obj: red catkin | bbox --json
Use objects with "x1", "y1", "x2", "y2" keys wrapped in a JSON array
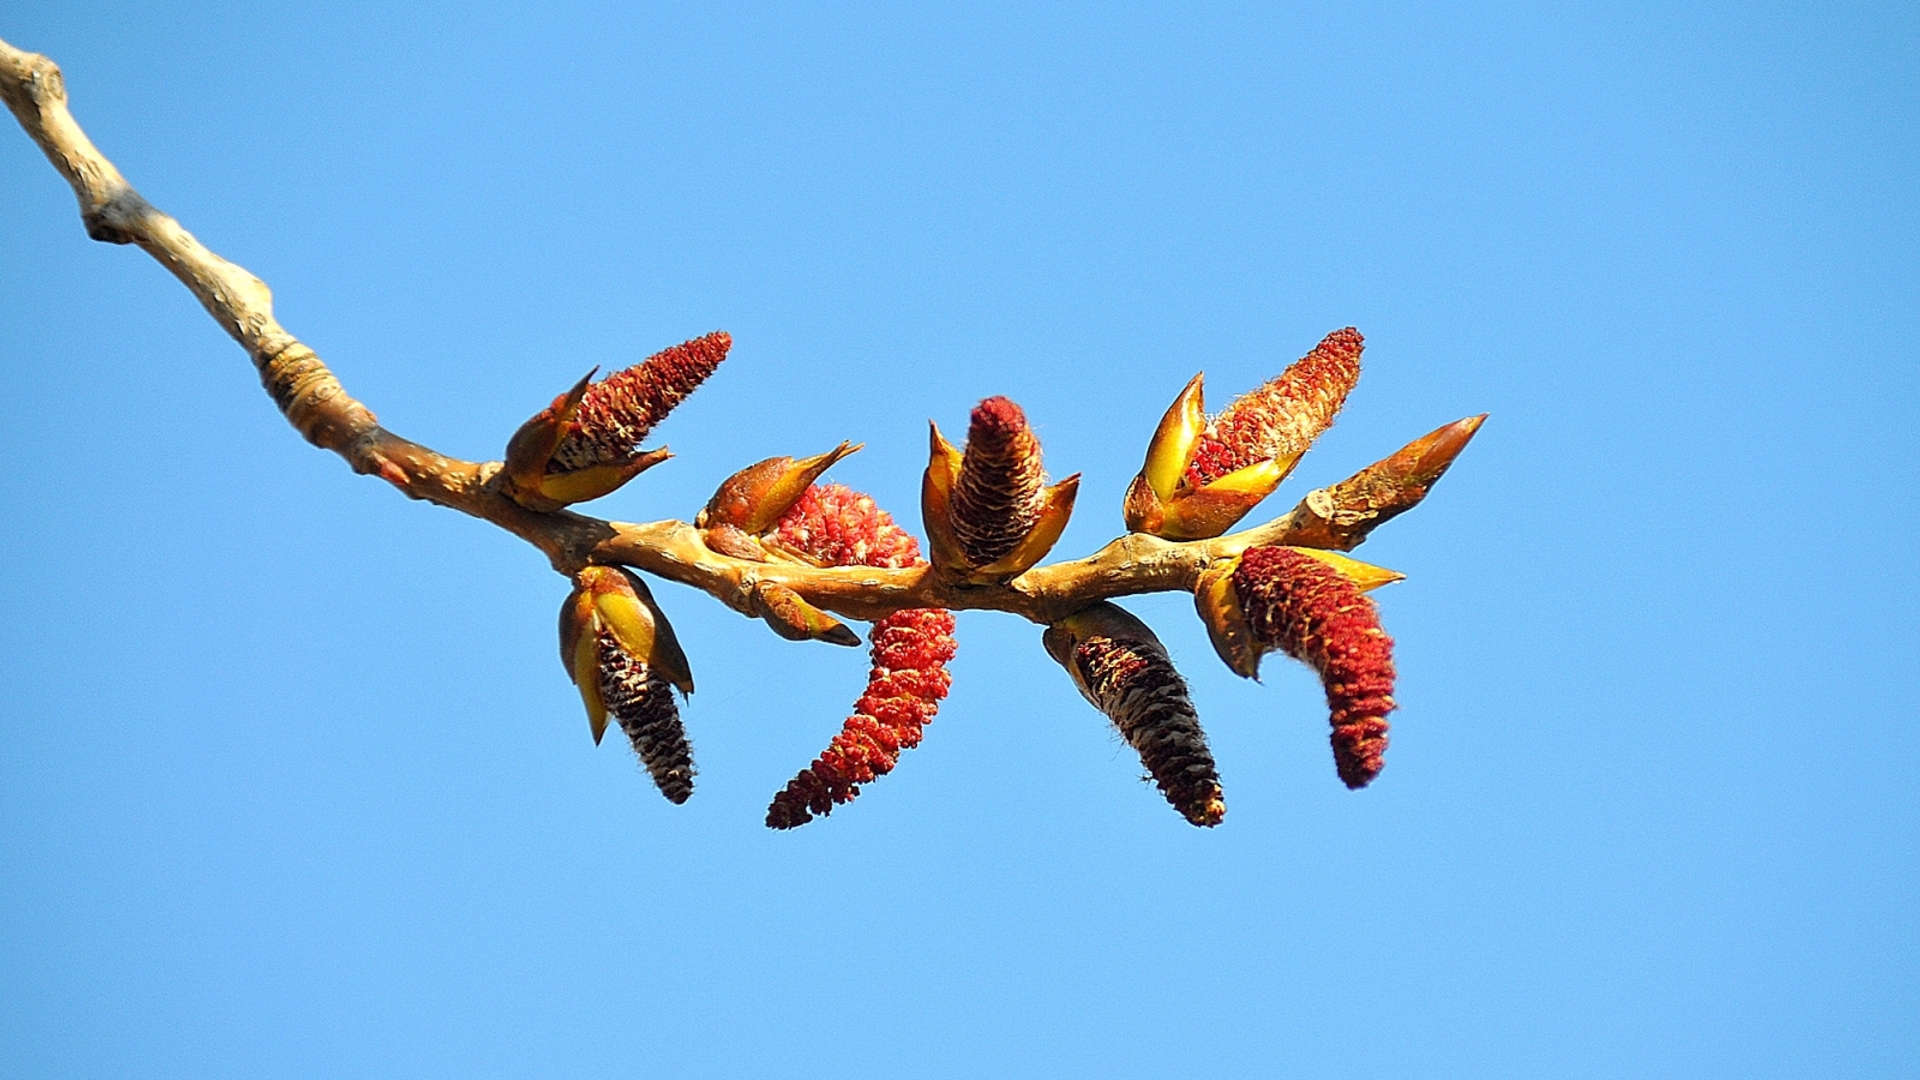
[
  {"x1": 765, "y1": 484, "x2": 958, "y2": 829},
  {"x1": 1231, "y1": 546, "x2": 1396, "y2": 788},
  {"x1": 552, "y1": 330, "x2": 731, "y2": 470},
  {"x1": 948, "y1": 396, "x2": 1044, "y2": 567},
  {"x1": 1186, "y1": 327, "x2": 1363, "y2": 487}
]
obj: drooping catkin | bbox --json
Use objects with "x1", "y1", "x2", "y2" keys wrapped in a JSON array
[
  {"x1": 1232, "y1": 545, "x2": 1395, "y2": 788},
  {"x1": 598, "y1": 628, "x2": 696, "y2": 804},
  {"x1": 552, "y1": 330, "x2": 730, "y2": 470},
  {"x1": 1186, "y1": 327, "x2": 1362, "y2": 486},
  {"x1": 1069, "y1": 633, "x2": 1224, "y2": 827},
  {"x1": 764, "y1": 484, "x2": 959, "y2": 829},
  {"x1": 948, "y1": 396, "x2": 1044, "y2": 567}
]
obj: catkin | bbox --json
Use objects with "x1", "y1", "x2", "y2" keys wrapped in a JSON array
[
  {"x1": 1186, "y1": 327, "x2": 1362, "y2": 486},
  {"x1": 552, "y1": 330, "x2": 730, "y2": 470},
  {"x1": 1232, "y1": 546, "x2": 1395, "y2": 788},
  {"x1": 598, "y1": 628, "x2": 696, "y2": 804}
]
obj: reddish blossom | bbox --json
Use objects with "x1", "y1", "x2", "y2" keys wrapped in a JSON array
[
  {"x1": 1186, "y1": 327, "x2": 1363, "y2": 486},
  {"x1": 765, "y1": 484, "x2": 959, "y2": 828},
  {"x1": 1232, "y1": 545, "x2": 1396, "y2": 788},
  {"x1": 552, "y1": 330, "x2": 730, "y2": 470}
]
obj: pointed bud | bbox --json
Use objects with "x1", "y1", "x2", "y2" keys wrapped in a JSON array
[
  {"x1": 1290, "y1": 415, "x2": 1487, "y2": 550},
  {"x1": 504, "y1": 331, "x2": 729, "y2": 510},
  {"x1": 750, "y1": 581, "x2": 862, "y2": 646},
  {"x1": 696, "y1": 442, "x2": 860, "y2": 534},
  {"x1": 1231, "y1": 546, "x2": 1396, "y2": 789},
  {"x1": 1043, "y1": 602, "x2": 1225, "y2": 827},
  {"x1": 763, "y1": 483, "x2": 959, "y2": 828},
  {"x1": 559, "y1": 566, "x2": 698, "y2": 802},
  {"x1": 1186, "y1": 327, "x2": 1362, "y2": 488}
]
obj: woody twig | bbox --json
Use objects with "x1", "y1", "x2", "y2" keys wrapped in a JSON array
[{"x1": 4, "y1": 37, "x2": 1484, "y2": 828}]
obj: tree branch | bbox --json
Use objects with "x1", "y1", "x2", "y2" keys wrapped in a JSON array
[{"x1": 1, "y1": 36, "x2": 1444, "y2": 632}]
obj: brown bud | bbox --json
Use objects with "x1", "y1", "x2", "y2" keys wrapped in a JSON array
[
  {"x1": 949, "y1": 396, "x2": 1045, "y2": 567},
  {"x1": 697, "y1": 442, "x2": 860, "y2": 535},
  {"x1": 1288, "y1": 415, "x2": 1487, "y2": 550}
]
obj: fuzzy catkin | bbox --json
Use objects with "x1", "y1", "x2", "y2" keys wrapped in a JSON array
[
  {"x1": 598, "y1": 629, "x2": 696, "y2": 804},
  {"x1": 948, "y1": 396, "x2": 1044, "y2": 567},
  {"x1": 551, "y1": 330, "x2": 730, "y2": 470},
  {"x1": 764, "y1": 484, "x2": 959, "y2": 829},
  {"x1": 1232, "y1": 545, "x2": 1396, "y2": 788},
  {"x1": 1186, "y1": 327, "x2": 1362, "y2": 486},
  {"x1": 1071, "y1": 635, "x2": 1224, "y2": 827}
]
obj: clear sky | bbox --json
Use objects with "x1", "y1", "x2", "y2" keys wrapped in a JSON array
[{"x1": 2, "y1": 3, "x2": 1915, "y2": 1077}]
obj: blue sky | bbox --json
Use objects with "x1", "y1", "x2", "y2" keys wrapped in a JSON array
[{"x1": 2, "y1": 3, "x2": 1915, "y2": 1077}]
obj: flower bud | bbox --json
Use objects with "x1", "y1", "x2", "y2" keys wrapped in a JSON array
[
  {"x1": 923, "y1": 398, "x2": 1079, "y2": 582},
  {"x1": 1230, "y1": 546, "x2": 1396, "y2": 789},
  {"x1": 1288, "y1": 415, "x2": 1487, "y2": 551},
  {"x1": 560, "y1": 566, "x2": 698, "y2": 803},
  {"x1": 1043, "y1": 602, "x2": 1224, "y2": 827},
  {"x1": 696, "y1": 442, "x2": 860, "y2": 536},
  {"x1": 504, "y1": 331, "x2": 730, "y2": 511},
  {"x1": 762, "y1": 483, "x2": 960, "y2": 828}
]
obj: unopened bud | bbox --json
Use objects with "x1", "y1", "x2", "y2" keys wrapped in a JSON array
[
  {"x1": 697, "y1": 442, "x2": 860, "y2": 535},
  {"x1": 1289, "y1": 414, "x2": 1487, "y2": 551}
]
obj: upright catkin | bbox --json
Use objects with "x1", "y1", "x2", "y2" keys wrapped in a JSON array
[
  {"x1": 948, "y1": 396, "x2": 1044, "y2": 567},
  {"x1": 552, "y1": 330, "x2": 731, "y2": 470},
  {"x1": 1186, "y1": 327, "x2": 1362, "y2": 486}
]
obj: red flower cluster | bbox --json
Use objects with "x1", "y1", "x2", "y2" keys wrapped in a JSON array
[
  {"x1": 1232, "y1": 545, "x2": 1396, "y2": 788},
  {"x1": 552, "y1": 330, "x2": 731, "y2": 471},
  {"x1": 1186, "y1": 327, "x2": 1363, "y2": 486},
  {"x1": 765, "y1": 484, "x2": 959, "y2": 828}
]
